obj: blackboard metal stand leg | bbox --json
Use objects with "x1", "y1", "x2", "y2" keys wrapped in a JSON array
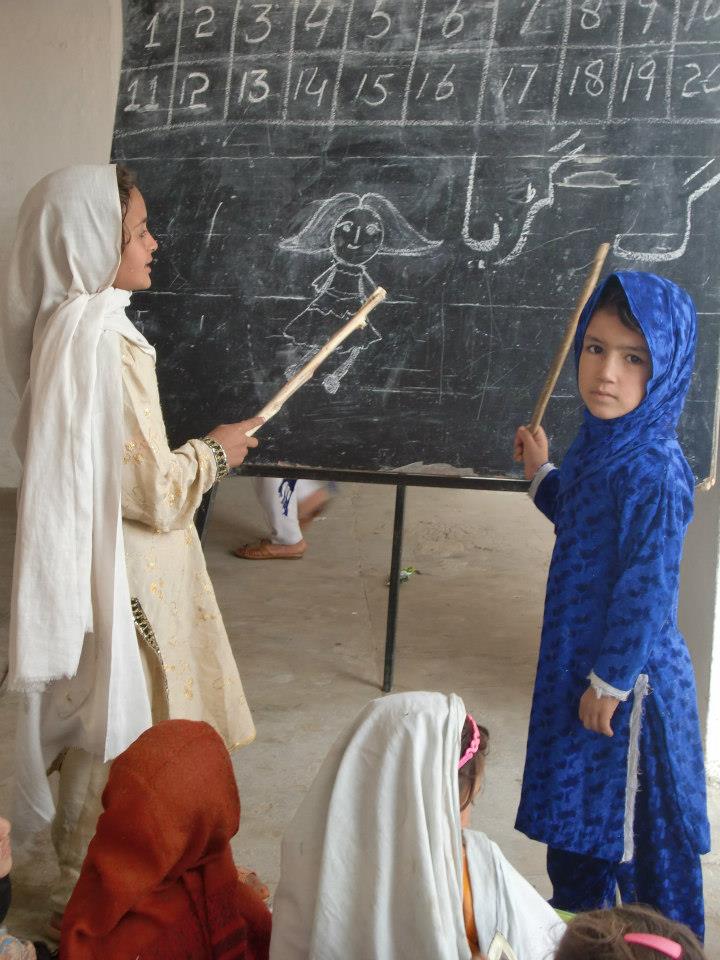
[{"x1": 383, "y1": 483, "x2": 406, "y2": 693}]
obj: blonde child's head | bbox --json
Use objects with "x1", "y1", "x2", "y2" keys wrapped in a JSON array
[{"x1": 554, "y1": 904, "x2": 706, "y2": 960}]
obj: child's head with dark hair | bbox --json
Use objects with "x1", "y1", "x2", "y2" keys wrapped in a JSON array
[
  {"x1": 458, "y1": 715, "x2": 489, "y2": 814},
  {"x1": 554, "y1": 905, "x2": 706, "y2": 960},
  {"x1": 593, "y1": 275, "x2": 642, "y2": 333},
  {"x1": 578, "y1": 275, "x2": 652, "y2": 420}
]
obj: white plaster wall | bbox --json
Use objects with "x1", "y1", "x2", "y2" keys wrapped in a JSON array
[
  {"x1": 1, "y1": 0, "x2": 719, "y2": 767},
  {"x1": 680, "y1": 479, "x2": 720, "y2": 780},
  {"x1": 0, "y1": 0, "x2": 123, "y2": 486}
]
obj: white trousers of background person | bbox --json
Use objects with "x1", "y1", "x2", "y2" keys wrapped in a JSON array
[{"x1": 252, "y1": 477, "x2": 327, "y2": 546}]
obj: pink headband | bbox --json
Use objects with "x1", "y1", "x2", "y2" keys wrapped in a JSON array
[
  {"x1": 458, "y1": 714, "x2": 481, "y2": 770},
  {"x1": 624, "y1": 934, "x2": 682, "y2": 959}
]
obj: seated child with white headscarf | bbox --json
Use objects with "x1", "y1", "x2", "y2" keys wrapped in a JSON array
[{"x1": 269, "y1": 691, "x2": 565, "y2": 960}]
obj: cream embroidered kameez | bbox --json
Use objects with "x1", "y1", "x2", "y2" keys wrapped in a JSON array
[{"x1": 120, "y1": 336, "x2": 255, "y2": 750}]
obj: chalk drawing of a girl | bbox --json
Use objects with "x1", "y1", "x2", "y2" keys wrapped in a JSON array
[{"x1": 279, "y1": 192, "x2": 442, "y2": 394}]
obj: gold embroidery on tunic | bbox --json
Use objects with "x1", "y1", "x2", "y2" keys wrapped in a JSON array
[
  {"x1": 124, "y1": 439, "x2": 144, "y2": 465},
  {"x1": 196, "y1": 607, "x2": 218, "y2": 624},
  {"x1": 150, "y1": 579, "x2": 165, "y2": 600}
]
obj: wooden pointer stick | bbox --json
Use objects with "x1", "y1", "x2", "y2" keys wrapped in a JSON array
[
  {"x1": 528, "y1": 242, "x2": 611, "y2": 434},
  {"x1": 246, "y1": 286, "x2": 387, "y2": 436}
]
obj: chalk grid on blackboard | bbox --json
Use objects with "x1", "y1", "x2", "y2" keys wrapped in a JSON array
[{"x1": 113, "y1": 0, "x2": 720, "y2": 482}]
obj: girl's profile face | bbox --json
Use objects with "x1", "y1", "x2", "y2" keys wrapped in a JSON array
[
  {"x1": 331, "y1": 207, "x2": 384, "y2": 265},
  {"x1": 113, "y1": 187, "x2": 158, "y2": 292},
  {"x1": 578, "y1": 307, "x2": 651, "y2": 419}
]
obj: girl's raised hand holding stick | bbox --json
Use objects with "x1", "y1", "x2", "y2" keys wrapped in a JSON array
[
  {"x1": 513, "y1": 425, "x2": 549, "y2": 481},
  {"x1": 204, "y1": 290, "x2": 385, "y2": 473},
  {"x1": 206, "y1": 417, "x2": 264, "y2": 469}
]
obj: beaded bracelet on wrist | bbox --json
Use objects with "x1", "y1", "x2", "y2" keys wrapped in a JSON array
[{"x1": 201, "y1": 436, "x2": 230, "y2": 481}]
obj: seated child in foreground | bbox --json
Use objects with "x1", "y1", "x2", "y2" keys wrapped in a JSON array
[
  {"x1": 269, "y1": 691, "x2": 565, "y2": 960},
  {"x1": 60, "y1": 720, "x2": 271, "y2": 960},
  {"x1": 554, "y1": 904, "x2": 706, "y2": 960}
]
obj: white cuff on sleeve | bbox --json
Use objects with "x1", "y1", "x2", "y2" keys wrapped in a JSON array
[
  {"x1": 588, "y1": 670, "x2": 632, "y2": 701},
  {"x1": 528, "y1": 461, "x2": 556, "y2": 500}
]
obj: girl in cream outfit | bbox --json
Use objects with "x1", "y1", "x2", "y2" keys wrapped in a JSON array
[{"x1": 3, "y1": 164, "x2": 261, "y2": 923}]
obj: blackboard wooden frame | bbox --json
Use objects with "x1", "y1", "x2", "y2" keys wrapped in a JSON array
[{"x1": 196, "y1": 467, "x2": 528, "y2": 691}]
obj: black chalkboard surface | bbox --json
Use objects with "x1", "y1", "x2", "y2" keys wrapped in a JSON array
[{"x1": 113, "y1": 0, "x2": 720, "y2": 484}]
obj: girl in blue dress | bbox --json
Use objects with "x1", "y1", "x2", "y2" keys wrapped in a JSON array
[{"x1": 513, "y1": 272, "x2": 711, "y2": 940}]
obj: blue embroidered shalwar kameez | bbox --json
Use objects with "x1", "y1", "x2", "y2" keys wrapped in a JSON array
[{"x1": 515, "y1": 272, "x2": 710, "y2": 937}]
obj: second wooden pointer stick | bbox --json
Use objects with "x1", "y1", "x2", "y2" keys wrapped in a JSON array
[
  {"x1": 528, "y1": 242, "x2": 611, "y2": 434},
  {"x1": 246, "y1": 286, "x2": 387, "y2": 436}
]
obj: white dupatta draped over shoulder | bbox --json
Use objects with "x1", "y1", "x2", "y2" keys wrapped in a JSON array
[{"x1": 2, "y1": 165, "x2": 153, "y2": 835}]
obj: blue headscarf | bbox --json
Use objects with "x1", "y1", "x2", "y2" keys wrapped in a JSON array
[{"x1": 559, "y1": 271, "x2": 697, "y2": 493}]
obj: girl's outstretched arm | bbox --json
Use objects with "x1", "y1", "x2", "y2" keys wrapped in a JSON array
[
  {"x1": 120, "y1": 339, "x2": 260, "y2": 531},
  {"x1": 311, "y1": 264, "x2": 335, "y2": 294}
]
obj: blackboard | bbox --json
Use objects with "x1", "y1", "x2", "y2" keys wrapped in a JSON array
[{"x1": 113, "y1": 0, "x2": 720, "y2": 484}]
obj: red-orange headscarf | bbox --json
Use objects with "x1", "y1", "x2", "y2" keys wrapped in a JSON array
[{"x1": 60, "y1": 719, "x2": 271, "y2": 960}]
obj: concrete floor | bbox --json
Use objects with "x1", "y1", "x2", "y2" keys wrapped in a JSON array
[{"x1": 0, "y1": 480, "x2": 718, "y2": 949}]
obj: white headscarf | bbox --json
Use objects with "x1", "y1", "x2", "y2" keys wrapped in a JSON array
[
  {"x1": 270, "y1": 691, "x2": 471, "y2": 960},
  {"x1": 270, "y1": 691, "x2": 565, "y2": 960},
  {"x1": 2, "y1": 165, "x2": 153, "y2": 834}
]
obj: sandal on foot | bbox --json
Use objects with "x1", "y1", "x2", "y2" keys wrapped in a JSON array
[{"x1": 233, "y1": 538, "x2": 306, "y2": 560}]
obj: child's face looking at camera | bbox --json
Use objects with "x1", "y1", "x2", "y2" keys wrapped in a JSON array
[
  {"x1": 114, "y1": 187, "x2": 158, "y2": 292},
  {"x1": 578, "y1": 307, "x2": 651, "y2": 420}
]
